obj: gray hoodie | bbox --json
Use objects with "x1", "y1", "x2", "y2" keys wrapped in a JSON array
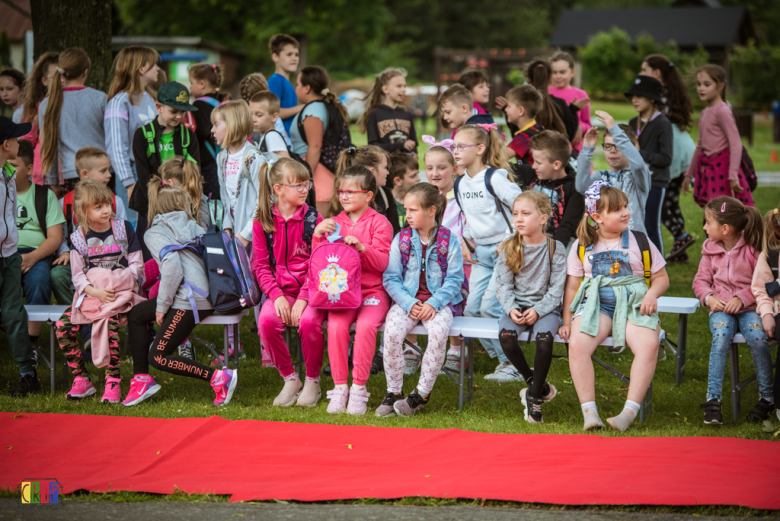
[
  {"x1": 495, "y1": 239, "x2": 567, "y2": 318},
  {"x1": 145, "y1": 211, "x2": 213, "y2": 314},
  {"x1": 0, "y1": 163, "x2": 19, "y2": 258}
]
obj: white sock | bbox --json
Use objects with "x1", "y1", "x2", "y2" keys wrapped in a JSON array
[
  {"x1": 448, "y1": 345, "x2": 462, "y2": 357},
  {"x1": 351, "y1": 384, "x2": 366, "y2": 391},
  {"x1": 336, "y1": 383, "x2": 348, "y2": 390},
  {"x1": 581, "y1": 401, "x2": 597, "y2": 416},
  {"x1": 624, "y1": 399, "x2": 641, "y2": 415}
]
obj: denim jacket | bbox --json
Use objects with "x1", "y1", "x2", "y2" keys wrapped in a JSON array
[{"x1": 383, "y1": 228, "x2": 465, "y2": 315}]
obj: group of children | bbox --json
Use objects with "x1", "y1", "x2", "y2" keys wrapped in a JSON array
[{"x1": 0, "y1": 44, "x2": 778, "y2": 430}]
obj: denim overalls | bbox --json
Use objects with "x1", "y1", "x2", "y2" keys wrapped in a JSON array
[{"x1": 575, "y1": 230, "x2": 633, "y2": 320}]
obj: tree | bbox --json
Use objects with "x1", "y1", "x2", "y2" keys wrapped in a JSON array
[{"x1": 29, "y1": 0, "x2": 112, "y2": 91}]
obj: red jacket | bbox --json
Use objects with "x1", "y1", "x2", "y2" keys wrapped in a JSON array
[{"x1": 251, "y1": 204, "x2": 323, "y2": 302}]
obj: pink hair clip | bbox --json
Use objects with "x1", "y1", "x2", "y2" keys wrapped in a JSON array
[
  {"x1": 721, "y1": 202, "x2": 726, "y2": 212},
  {"x1": 211, "y1": 64, "x2": 217, "y2": 70},
  {"x1": 476, "y1": 123, "x2": 498, "y2": 134},
  {"x1": 161, "y1": 180, "x2": 165, "y2": 186}
]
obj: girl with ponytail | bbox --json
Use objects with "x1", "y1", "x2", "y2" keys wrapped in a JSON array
[
  {"x1": 378, "y1": 182, "x2": 464, "y2": 418},
  {"x1": 158, "y1": 156, "x2": 209, "y2": 227},
  {"x1": 693, "y1": 196, "x2": 774, "y2": 425},
  {"x1": 40, "y1": 48, "x2": 107, "y2": 195},
  {"x1": 359, "y1": 68, "x2": 417, "y2": 156}
]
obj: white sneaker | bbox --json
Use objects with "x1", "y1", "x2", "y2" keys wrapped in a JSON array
[
  {"x1": 484, "y1": 361, "x2": 523, "y2": 383},
  {"x1": 438, "y1": 353, "x2": 468, "y2": 378},
  {"x1": 403, "y1": 351, "x2": 421, "y2": 375}
]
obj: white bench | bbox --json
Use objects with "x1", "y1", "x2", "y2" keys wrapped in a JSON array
[
  {"x1": 25, "y1": 304, "x2": 248, "y2": 395},
  {"x1": 729, "y1": 334, "x2": 778, "y2": 422}
]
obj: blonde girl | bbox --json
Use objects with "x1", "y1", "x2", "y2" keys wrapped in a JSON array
[
  {"x1": 105, "y1": 45, "x2": 160, "y2": 217},
  {"x1": 125, "y1": 179, "x2": 237, "y2": 407},
  {"x1": 55, "y1": 180, "x2": 144, "y2": 403},
  {"x1": 561, "y1": 182, "x2": 669, "y2": 432},
  {"x1": 40, "y1": 48, "x2": 107, "y2": 195},
  {"x1": 359, "y1": 68, "x2": 417, "y2": 155},
  {"x1": 158, "y1": 156, "x2": 209, "y2": 227},
  {"x1": 18, "y1": 52, "x2": 59, "y2": 185},
  {"x1": 496, "y1": 191, "x2": 566, "y2": 424},
  {"x1": 251, "y1": 158, "x2": 325, "y2": 407},
  {"x1": 188, "y1": 63, "x2": 228, "y2": 199}
]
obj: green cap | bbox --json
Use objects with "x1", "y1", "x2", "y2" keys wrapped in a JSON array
[{"x1": 157, "y1": 81, "x2": 198, "y2": 111}]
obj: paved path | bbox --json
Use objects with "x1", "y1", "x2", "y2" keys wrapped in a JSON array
[{"x1": 0, "y1": 500, "x2": 768, "y2": 520}]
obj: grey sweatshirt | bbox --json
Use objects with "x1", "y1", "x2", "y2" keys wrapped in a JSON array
[
  {"x1": 0, "y1": 164, "x2": 20, "y2": 258},
  {"x1": 145, "y1": 211, "x2": 213, "y2": 314},
  {"x1": 495, "y1": 239, "x2": 567, "y2": 318},
  {"x1": 39, "y1": 87, "x2": 107, "y2": 184},
  {"x1": 575, "y1": 124, "x2": 650, "y2": 235},
  {"x1": 105, "y1": 91, "x2": 158, "y2": 188},
  {"x1": 458, "y1": 168, "x2": 523, "y2": 246}
]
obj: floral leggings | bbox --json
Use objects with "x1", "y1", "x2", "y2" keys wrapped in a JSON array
[
  {"x1": 56, "y1": 307, "x2": 120, "y2": 379},
  {"x1": 383, "y1": 304, "x2": 453, "y2": 396}
]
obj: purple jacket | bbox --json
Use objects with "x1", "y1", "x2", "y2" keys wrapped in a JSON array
[{"x1": 693, "y1": 233, "x2": 758, "y2": 312}]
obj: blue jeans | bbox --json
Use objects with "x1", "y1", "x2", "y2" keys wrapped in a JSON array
[
  {"x1": 707, "y1": 311, "x2": 774, "y2": 401},
  {"x1": 464, "y1": 243, "x2": 507, "y2": 363},
  {"x1": 19, "y1": 248, "x2": 53, "y2": 305}
]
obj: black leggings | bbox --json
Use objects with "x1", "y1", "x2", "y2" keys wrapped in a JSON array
[
  {"x1": 661, "y1": 176, "x2": 687, "y2": 240},
  {"x1": 644, "y1": 186, "x2": 666, "y2": 256},
  {"x1": 775, "y1": 316, "x2": 780, "y2": 406},
  {"x1": 128, "y1": 298, "x2": 215, "y2": 381}
]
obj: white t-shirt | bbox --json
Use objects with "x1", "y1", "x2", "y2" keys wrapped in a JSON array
[
  {"x1": 261, "y1": 130, "x2": 288, "y2": 154},
  {"x1": 224, "y1": 144, "x2": 246, "y2": 209}
]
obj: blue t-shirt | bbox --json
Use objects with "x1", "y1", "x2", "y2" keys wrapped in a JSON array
[
  {"x1": 268, "y1": 73, "x2": 298, "y2": 136},
  {"x1": 290, "y1": 102, "x2": 329, "y2": 158}
]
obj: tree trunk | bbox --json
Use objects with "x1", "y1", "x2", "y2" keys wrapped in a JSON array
[{"x1": 29, "y1": 0, "x2": 112, "y2": 92}]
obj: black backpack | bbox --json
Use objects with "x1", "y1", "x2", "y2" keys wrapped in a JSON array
[
  {"x1": 765, "y1": 247, "x2": 780, "y2": 298},
  {"x1": 31, "y1": 184, "x2": 49, "y2": 238},
  {"x1": 264, "y1": 205, "x2": 318, "y2": 272},
  {"x1": 297, "y1": 100, "x2": 352, "y2": 172},
  {"x1": 259, "y1": 130, "x2": 317, "y2": 208},
  {"x1": 200, "y1": 226, "x2": 261, "y2": 314}
]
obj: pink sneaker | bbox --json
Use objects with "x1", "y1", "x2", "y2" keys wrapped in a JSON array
[
  {"x1": 66, "y1": 375, "x2": 96, "y2": 401},
  {"x1": 101, "y1": 376, "x2": 122, "y2": 404},
  {"x1": 326, "y1": 387, "x2": 350, "y2": 414},
  {"x1": 261, "y1": 346, "x2": 274, "y2": 367},
  {"x1": 122, "y1": 375, "x2": 162, "y2": 407},
  {"x1": 346, "y1": 386, "x2": 371, "y2": 416},
  {"x1": 211, "y1": 369, "x2": 238, "y2": 406}
]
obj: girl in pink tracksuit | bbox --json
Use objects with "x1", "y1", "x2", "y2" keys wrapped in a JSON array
[
  {"x1": 252, "y1": 158, "x2": 324, "y2": 408},
  {"x1": 314, "y1": 164, "x2": 393, "y2": 415}
]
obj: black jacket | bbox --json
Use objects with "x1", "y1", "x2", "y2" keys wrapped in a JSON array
[
  {"x1": 376, "y1": 186, "x2": 402, "y2": 236},
  {"x1": 506, "y1": 95, "x2": 579, "y2": 143},
  {"x1": 366, "y1": 104, "x2": 418, "y2": 154},
  {"x1": 513, "y1": 163, "x2": 584, "y2": 246},
  {"x1": 629, "y1": 113, "x2": 673, "y2": 189},
  {"x1": 191, "y1": 94, "x2": 219, "y2": 169},
  {"x1": 130, "y1": 118, "x2": 200, "y2": 216}
]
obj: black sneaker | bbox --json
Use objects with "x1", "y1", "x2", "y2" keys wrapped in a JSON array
[
  {"x1": 178, "y1": 339, "x2": 197, "y2": 361},
  {"x1": 746, "y1": 398, "x2": 775, "y2": 424},
  {"x1": 375, "y1": 391, "x2": 404, "y2": 417},
  {"x1": 520, "y1": 388, "x2": 544, "y2": 423},
  {"x1": 393, "y1": 389, "x2": 429, "y2": 417},
  {"x1": 8, "y1": 370, "x2": 41, "y2": 397},
  {"x1": 666, "y1": 235, "x2": 696, "y2": 261},
  {"x1": 701, "y1": 399, "x2": 723, "y2": 425},
  {"x1": 370, "y1": 350, "x2": 384, "y2": 375}
]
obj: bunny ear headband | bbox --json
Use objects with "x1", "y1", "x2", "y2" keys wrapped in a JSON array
[
  {"x1": 422, "y1": 135, "x2": 455, "y2": 155},
  {"x1": 585, "y1": 180, "x2": 612, "y2": 216}
]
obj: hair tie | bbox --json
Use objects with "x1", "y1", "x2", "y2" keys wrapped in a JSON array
[
  {"x1": 668, "y1": 62, "x2": 674, "y2": 68},
  {"x1": 585, "y1": 180, "x2": 611, "y2": 216},
  {"x1": 774, "y1": 209, "x2": 778, "y2": 215},
  {"x1": 346, "y1": 146, "x2": 357, "y2": 157},
  {"x1": 422, "y1": 135, "x2": 455, "y2": 156},
  {"x1": 721, "y1": 202, "x2": 727, "y2": 213},
  {"x1": 161, "y1": 180, "x2": 165, "y2": 186},
  {"x1": 476, "y1": 123, "x2": 497, "y2": 134},
  {"x1": 56, "y1": 66, "x2": 65, "y2": 75},
  {"x1": 180, "y1": 157, "x2": 186, "y2": 168},
  {"x1": 321, "y1": 88, "x2": 330, "y2": 96},
  {"x1": 211, "y1": 64, "x2": 217, "y2": 70}
]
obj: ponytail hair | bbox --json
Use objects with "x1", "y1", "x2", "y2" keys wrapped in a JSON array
[
  {"x1": 329, "y1": 165, "x2": 378, "y2": 217},
  {"x1": 147, "y1": 176, "x2": 196, "y2": 224},
  {"x1": 576, "y1": 185, "x2": 629, "y2": 249},
  {"x1": 358, "y1": 68, "x2": 406, "y2": 133},
  {"x1": 764, "y1": 206, "x2": 780, "y2": 254},
  {"x1": 405, "y1": 182, "x2": 447, "y2": 230},
  {"x1": 253, "y1": 158, "x2": 311, "y2": 233},
  {"x1": 41, "y1": 48, "x2": 91, "y2": 177},
  {"x1": 298, "y1": 66, "x2": 349, "y2": 122},
  {"x1": 643, "y1": 54, "x2": 693, "y2": 131},
  {"x1": 107, "y1": 45, "x2": 160, "y2": 104},
  {"x1": 190, "y1": 63, "x2": 229, "y2": 102},
  {"x1": 704, "y1": 196, "x2": 763, "y2": 253},
  {"x1": 501, "y1": 191, "x2": 552, "y2": 273},
  {"x1": 524, "y1": 60, "x2": 567, "y2": 136},
  {"x1": 454, "y1": 124, "x2": 510, "y2": 171},
  {"x1": 159, "y1": 157, "x2": 204, "y2": 225},
  {"x1": 22, "y1": 52, "x2": 59, "y2": 124}
]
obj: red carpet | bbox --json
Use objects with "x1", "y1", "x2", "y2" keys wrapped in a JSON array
[{"x1": 1, "y1": 412, "x2": 779, "y2": 508}]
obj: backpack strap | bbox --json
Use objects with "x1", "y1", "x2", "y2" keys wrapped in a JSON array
[
  {"x1": 70, "y1": 226, "x2": 90, "y2": 274},
  {"x1": 578, "y1": 242, "x2": 586, "y2": 285},
  {"x1": 631, "y1": 230, "x2": 652, "y2": 287},
  {"x1": 208, "y1": 199, "x2": 224, "y2": 230},
  {"x1": 302, "y1": 205, "x2": 318, "y2": 251},
  {"x1": 159, "y1": 238, "x2": 209, "y2": 323},
  {"x1": 111, "y1": 218, "x2": 130, "y2": 269},
  {"x1": 33, "y1": 184, "x2": 48, "y2": 239},
  {"x1": 767, "y1": 247, "x2": 780, "y2": 279},
  {"x1": 142, "y1": 122, "x2": 156, "y2": 158},
  {"x1": 196, "y1": 96, "x2": 220, "y2": 108},
  {"x1": 264, "y1": 229, "x2": 276, "y2": 271},
  {"x1": 484, "y1": 167, "x2": 513, "y2": 231},
  {"x1": 296, "y1": 101, "x2": 315, "y2": 145},
  {"x1": 398, "y1": 228, "x2": 413, "y2": 277},
  {"x1": 453, "y1": 175, "x2": 464, "y2": 211},
  {"x1": 260, "y1": 129, "x2": 290, "y2": 154}
]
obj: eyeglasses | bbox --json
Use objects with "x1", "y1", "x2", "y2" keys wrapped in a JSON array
[
  {"x1": 602, "y1": 143, "x2": 617, "y2": 152},
  {"x1": 282, "y1": 181, "x2": 312, "y2": 193},
  {"x1": 336, "y1": 189, "x2": 371, "y2": 198},
  {"x1": 445, "y1": 143, "x2": 479, "y2": 153}
]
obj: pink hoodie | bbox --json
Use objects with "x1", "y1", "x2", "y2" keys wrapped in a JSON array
[
  {"x1": 693, "y1": 233, "x2": 758, "y2": 312},
  {"x1": 311, "y1": 207, "x2": 393, "y2": 295},
  {"x1": 751, "y1": 251, "x2": 779, "y2": 318},
  {"x1": 251, "y1": 204, "x2": 323, "y2": 302}
]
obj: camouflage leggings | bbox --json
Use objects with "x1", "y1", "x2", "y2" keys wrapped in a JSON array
[{"x1": 56, "y1": 307, "x2": 121, "y2": 379}]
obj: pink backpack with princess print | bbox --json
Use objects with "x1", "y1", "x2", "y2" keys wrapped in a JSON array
[{"x1": 307, "y1": 223, "x2": 362, "y2": 310}]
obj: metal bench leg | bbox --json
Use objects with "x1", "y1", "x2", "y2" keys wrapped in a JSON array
[
  {"x1": 223, "y1": 325, "x2": 229, "y2": 370},
  {"x1": 467, "y1": 338, "x2": 473, "y2": 402},
  {"x1": 49, "y1": 319, "x2": 56, "y2": 396},
  {"x1": 641, "y1": 383, "x2": 653, "y2": 422},
  {"x1": 233, "y1": 323, "x2": 240, "y2": 371},
  {"x1": 676, "y1": 314, "x2": 688, "y2": 386},
  {"x1": 458, "y1": 338, "x2": 465, "y2": 411},
  {"x1": 729, "y1": 343, "x2": 740, "y2": 422}
]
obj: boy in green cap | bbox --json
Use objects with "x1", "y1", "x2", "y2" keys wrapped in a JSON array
[{"x1": 130, "y1": 81, "x2": 201, "y2": 260}]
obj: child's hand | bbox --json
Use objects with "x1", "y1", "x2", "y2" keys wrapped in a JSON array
[
  {"x1": 723, "y1": 296, "x2": 744, "y2": 314},
  {"x1": 494, "y1": 96, "x2": 508, "y2": 110},
  {"x1": 410, "y1": 301, "x2": 424, "y2": 319},
  {"x1": 571, "y1": 97, "x2": 590, "y2": 110},
  {"x1": 290, "y1": 299, "x2": 308, "y2": 327},
  {"x1": 522, "y1": 308, "x2": 539, "y2": 325},
  {"x1": 558, "y1": 323, "x2": 571, "y2": 343},
  {"x1": 729, "y1": 179, "x2": 744, "y2": 195},
  {"x1": 510, "y1": 308, "x2": 526, "y2": 325},
  {"x1": 640, "y1": 293, "x2": 658, "y2": 316},
  {"x1": 708, "y1": 295, "x2": 725, "y2": 312},
  {"x1": 461, "y1": 240, "x2": 477, "y2": 264},
  {"x1": 583, "y1": 127, "x2": 599, "y2": 148},
  {"x1": 403, "y1": 140, "x2": 416, "y2": 151},
  {"x1": 156, "y1": 312, "x2": 165, "y2": 325},
  {"x1": 224, "y1": 228, "x2": 233, "y2": 238},
  {"x1": 87, "y1": 286, "x2": 116, "y2": 304},
  {"x1": 416, "y1": 303, "x2": 436, "y2": 321},
  {"x1": 274, "y1": 296, "x2": 292, "y2": 325},
  {"x1": 343, "y1": 235, "x2": 365, "y2": 252},
  {"x1": 20, "y1": 253, "x2": 36, "y2": 274},
  {"x1": 236, "y1": 234, "x2": 249, "y2": 249},
  {"x1": 594, "y1": 110, "x2": 616, "y2": 130},
  {"x1": 53, "y1": 251, "x2": 70, "y2": 266},
  {"x1": 314, "y1": 219, "x2": 336, "y2": 237},
  {"x1": 681, "y1": 176, "x2": 693, "y2": 195},
  {"x1": 762, "y1": 314, "x2": 775, "y2": 339}
]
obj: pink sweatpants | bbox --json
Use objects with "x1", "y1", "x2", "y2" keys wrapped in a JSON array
[
  {"x1": 327, "y1": 291, "x2": 390, "y2": 386},
  {"x1": 257, "y1": 295, "x2": 327, "y2": 380}
]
